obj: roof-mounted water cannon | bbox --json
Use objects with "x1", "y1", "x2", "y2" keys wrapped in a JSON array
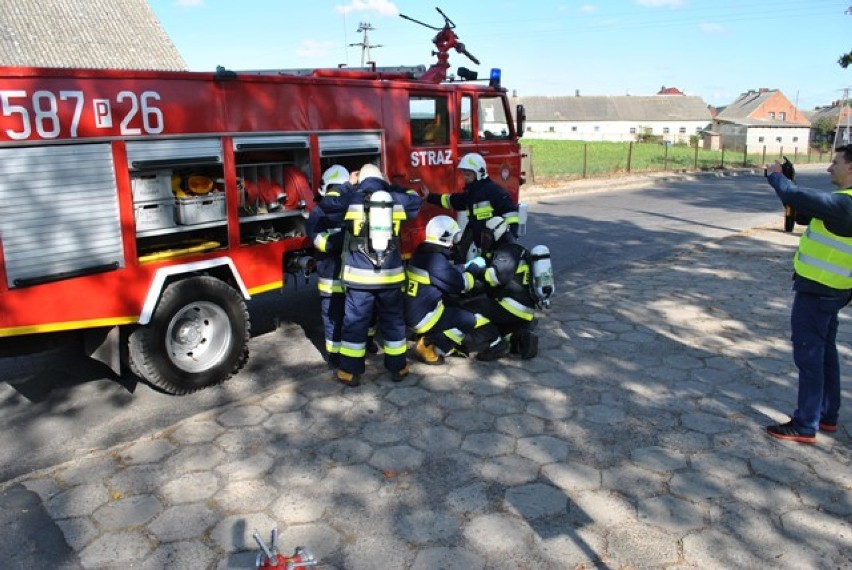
[{"x1": 400, "y1": 7, "x2": 480, "y2": 84}]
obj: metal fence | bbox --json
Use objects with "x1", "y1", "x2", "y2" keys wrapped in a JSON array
[{"x1": 521, "y1": 141, "x2": 830, "y2": 184}]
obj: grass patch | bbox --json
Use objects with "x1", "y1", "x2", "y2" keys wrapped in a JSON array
[{"x1": 522, "y1": 139, "x2": 829, "y2": 181}]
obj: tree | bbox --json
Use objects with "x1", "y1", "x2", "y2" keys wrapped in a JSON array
[{"x1": 812, "y1": 116, "x2": 836, "y2": 151}]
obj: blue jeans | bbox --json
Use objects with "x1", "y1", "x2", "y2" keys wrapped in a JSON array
[{"x1": 790, "y1": 291, "x2": 851, "y2": 434}]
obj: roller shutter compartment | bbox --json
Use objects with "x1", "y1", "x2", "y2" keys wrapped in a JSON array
[{"x1": 0, "y1": 144, "x2": 124, "y2": 289}]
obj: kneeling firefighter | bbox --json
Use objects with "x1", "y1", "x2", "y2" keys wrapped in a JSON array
[
  {"x1": 425, "y1": 152, "x2": 520, "y2": 262},
  {"x1": 405, "y1": 216, "x2": 508, "y2": 364},
  {"x1": 319, "y1": 164, "x2": 422, "y2": 386},
  {"x1": 463, "y1": 216, "x2": 554, "y2": 359}
]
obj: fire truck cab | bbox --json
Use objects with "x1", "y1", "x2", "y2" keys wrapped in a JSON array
[{"x1": 0, "y1": 12, "x2": 525, "y2": 394}]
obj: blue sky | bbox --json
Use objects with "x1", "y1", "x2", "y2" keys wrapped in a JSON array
[{"x1": 149, "y1": 0, "x2": 851, "y2": 111}]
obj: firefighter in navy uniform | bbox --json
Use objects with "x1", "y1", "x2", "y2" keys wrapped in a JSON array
[
  {"x1": 321, "y1": 163, "x2": 422, "y2": 386},
  {"x1": 464, "y1": 216, "x2": 543, "y2": 359},
  {"x1": 305, "y1": 165, "x2": 356, "y2": 367},
  {"x1": 406, "y1": 216, "x2": 508, "y2": 364},
  {"x1": 425, "y1": 152, "x2": 520, "y2": 262}
]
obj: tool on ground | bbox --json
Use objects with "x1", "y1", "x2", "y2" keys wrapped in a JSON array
[{"x1": 253, "y1": 528, "x2": 318, "y2": 569}]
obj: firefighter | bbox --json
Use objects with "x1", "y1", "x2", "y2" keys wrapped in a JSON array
[
  {"x1": 406, "y1": 215, "x2": 507, "y2": 364},
  {"x1": 305, "y1": 165, "x2": 356, "y2": 367},
  {"x1": 425, "y1": 152, "x2": 520, "y2": 262},
  {"x1": 321, "y1": 163, "x2": 422, "y2": 386},
  {"x1": 463, "y1": 216, "x2": 540, "y2": 359}
]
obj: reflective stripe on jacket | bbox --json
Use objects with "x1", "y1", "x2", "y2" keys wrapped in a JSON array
[
  {"x1": 404, "y1": 243, "x2": 475, "y2": 331},
  {"x1": 794, "y1": 189, "x2": 852, "y2": 289}
]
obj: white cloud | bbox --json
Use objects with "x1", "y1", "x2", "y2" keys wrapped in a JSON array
[
  {"x1": 636, "y1": 0, "x2": 683, "y2": 7},
  {"x1": 335, "y1": 0, "x2": 399, "y2": 17},
  {"x1": 699, "y1": 22, "x2": 727, "y2": 34},
  {"x1": 580, "y1": 4, "x2": 597, "y2": 14},
  {"x1": 296, "y1": 39, "x2": 335, "y2": 58}
]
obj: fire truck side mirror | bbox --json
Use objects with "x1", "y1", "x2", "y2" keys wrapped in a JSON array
[{"x1": 516, "y1": 104, "x2": 526, "y2": 138}]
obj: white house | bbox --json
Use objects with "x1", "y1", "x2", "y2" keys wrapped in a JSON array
[
  {"x1": 513, "y1": 94, "x2": 713, "y2": 143},
  {"x1": 713, "y1": 88, "x2": 810, "y2": 155}
]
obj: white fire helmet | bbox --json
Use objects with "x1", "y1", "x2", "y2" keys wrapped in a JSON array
[
  {"x1": 320, "y1": 165, "x2": 349, "y2": 196},
  {"x1": 358, "y1": 163, "x2": 386, "y2": 184},
  {"x1": 458, "y1": 153, "x2": 488, "y2": 180},
  {"x1": 424, "y1": 215, "x2": 461, "y2": 248}
]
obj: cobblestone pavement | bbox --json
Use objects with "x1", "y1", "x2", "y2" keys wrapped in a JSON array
[{"x1": 2, "y1": 225, "x2": 851, "y2": 569}]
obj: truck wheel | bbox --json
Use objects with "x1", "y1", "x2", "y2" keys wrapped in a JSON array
[
  {"x1": 784, "y1": 206, "x2": 795, "y2": 233},
  {"x1": 128, "y1": 276, "x2": 249, "y2": 395}
]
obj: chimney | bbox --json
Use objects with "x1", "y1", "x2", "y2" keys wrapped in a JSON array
[
  {"x1": 575, "y1": 89, "x2": 580, "y2": 97},
  {"x1": 759, "y1": 87, "x2": 768, "y2": 94}
]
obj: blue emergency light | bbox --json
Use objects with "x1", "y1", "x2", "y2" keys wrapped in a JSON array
[{"x1": 489, "y1": 68, "x2": 501, "y2": 88}]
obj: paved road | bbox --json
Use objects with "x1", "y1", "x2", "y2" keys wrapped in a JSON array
[
  {"x1": 1, "y1": 171, "x2": 850, "y2": 567},
  {"x1": 0, "y1": 168, "x2": 831, "y2": 485}
]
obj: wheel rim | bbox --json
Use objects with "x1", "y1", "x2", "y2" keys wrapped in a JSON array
[{"x1": 165, "y1": 301, "x2": 233, "y2": 373}]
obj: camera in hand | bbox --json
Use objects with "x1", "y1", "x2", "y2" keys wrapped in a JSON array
[{"x1": 764, "y1": 156, "x2": 796, "y2": 181}]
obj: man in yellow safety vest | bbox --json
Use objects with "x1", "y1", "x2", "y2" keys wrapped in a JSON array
[{"x1": 765, "y1": 144, "x2": 852, "y2": 443}]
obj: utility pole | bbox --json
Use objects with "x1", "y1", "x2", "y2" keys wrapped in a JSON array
[
  {"x1": 349, "y1": 22, "x2": 382, "y2": 67},
  {"x1": 835, "y1": 87, "x2": 851, "y2": 149}
]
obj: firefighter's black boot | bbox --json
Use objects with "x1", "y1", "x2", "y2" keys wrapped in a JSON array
[
  {"x1": 476, "y1": 337, "x2": 508, "y2": 361},
  {"x1": 515, "y1": 330, "x2": 538, "y2": 359}
]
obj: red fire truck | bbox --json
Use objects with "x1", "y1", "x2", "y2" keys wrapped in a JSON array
[{"x1": 0, "y1": 10, "x2": 526, "y2": 394}]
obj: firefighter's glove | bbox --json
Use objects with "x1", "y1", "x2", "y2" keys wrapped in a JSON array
[
  {"x1": 780, "y1": 157, "x2": 795, "y2": 181},
  {"x1": 466, "y1": 256, "x2": 486, "y2": 270},
  {"x1": 465, "y1": 256, "x2": 486, "y2": 280}
]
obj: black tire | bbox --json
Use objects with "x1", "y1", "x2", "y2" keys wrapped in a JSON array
[
  {"x1": 128, "y1": 276, "x2": 249, "y2": 395},
  {"x1": 784, "y1": 206, "x2": 795, "y2": 233}
]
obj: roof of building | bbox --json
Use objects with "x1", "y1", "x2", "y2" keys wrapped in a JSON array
[
  {"x1": 0, "y1": 0, "x2": 186, "y2": 71},
  {"x1": 715, "y1": 88, "x2": 809, "y2": 127},
  {"x1": 808, "y1": 101, "x2": 852, "y2": 124},
  {"x1": 516, "y1": 95, "x2": 712, "y2": 122}
]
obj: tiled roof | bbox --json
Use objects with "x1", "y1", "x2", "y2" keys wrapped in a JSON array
[
  {"x1": 517, "y1": 95, "x2": 712, "y2": 122},
  {"x1": 0, "y1": 0, "x2": 186, "y2": 70},
  {"x1": 809, "y1": 102, "x2": 852, "y2": 124},
  {"x1": 715, "y1": 89, "x2": 773, "y2": 120},
  {"x1": 715, "y1": 88, "x2": 810, "y2": 127}
]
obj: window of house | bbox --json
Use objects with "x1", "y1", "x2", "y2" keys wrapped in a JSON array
[
  {"x1": 695, "y1": 127, "x2": 702, "y2": 133},
  {"x1": 769, "y1": 112, "x2": 775, "y2": 119},
  {"x1": 629, "y1": 127, "x2": 636, "y2": 134},
  {"x1": 548, "y1": 126, "x2": 555, "y2": 132},
  {"x1": 679, "y1": 127, "x2": 686, "y2": 134},
  {"x1": 594, "y1": 126, "x2": 600, "y2": 132},
  {"x1": 663, "y1": 127, "x2": 670, "y2": 134},
  {"x1": 792, "y1": 136, "x2": 798, "y2": 142},
  {"x1": 758, "y1": 136, "x2": 765, "y2": 142},
  {"x1": 776, "y1": 136, "x2": 782, "y2": 143},
  {"x1": 779, "y1": 112, "x2": 786, "y2": 121},
  {"x1": 410, "y1": 95, "x2": 449, "y2": 146},
  {"x1": 571, "y1": 126, "x2": 578, "y2": 132}
]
